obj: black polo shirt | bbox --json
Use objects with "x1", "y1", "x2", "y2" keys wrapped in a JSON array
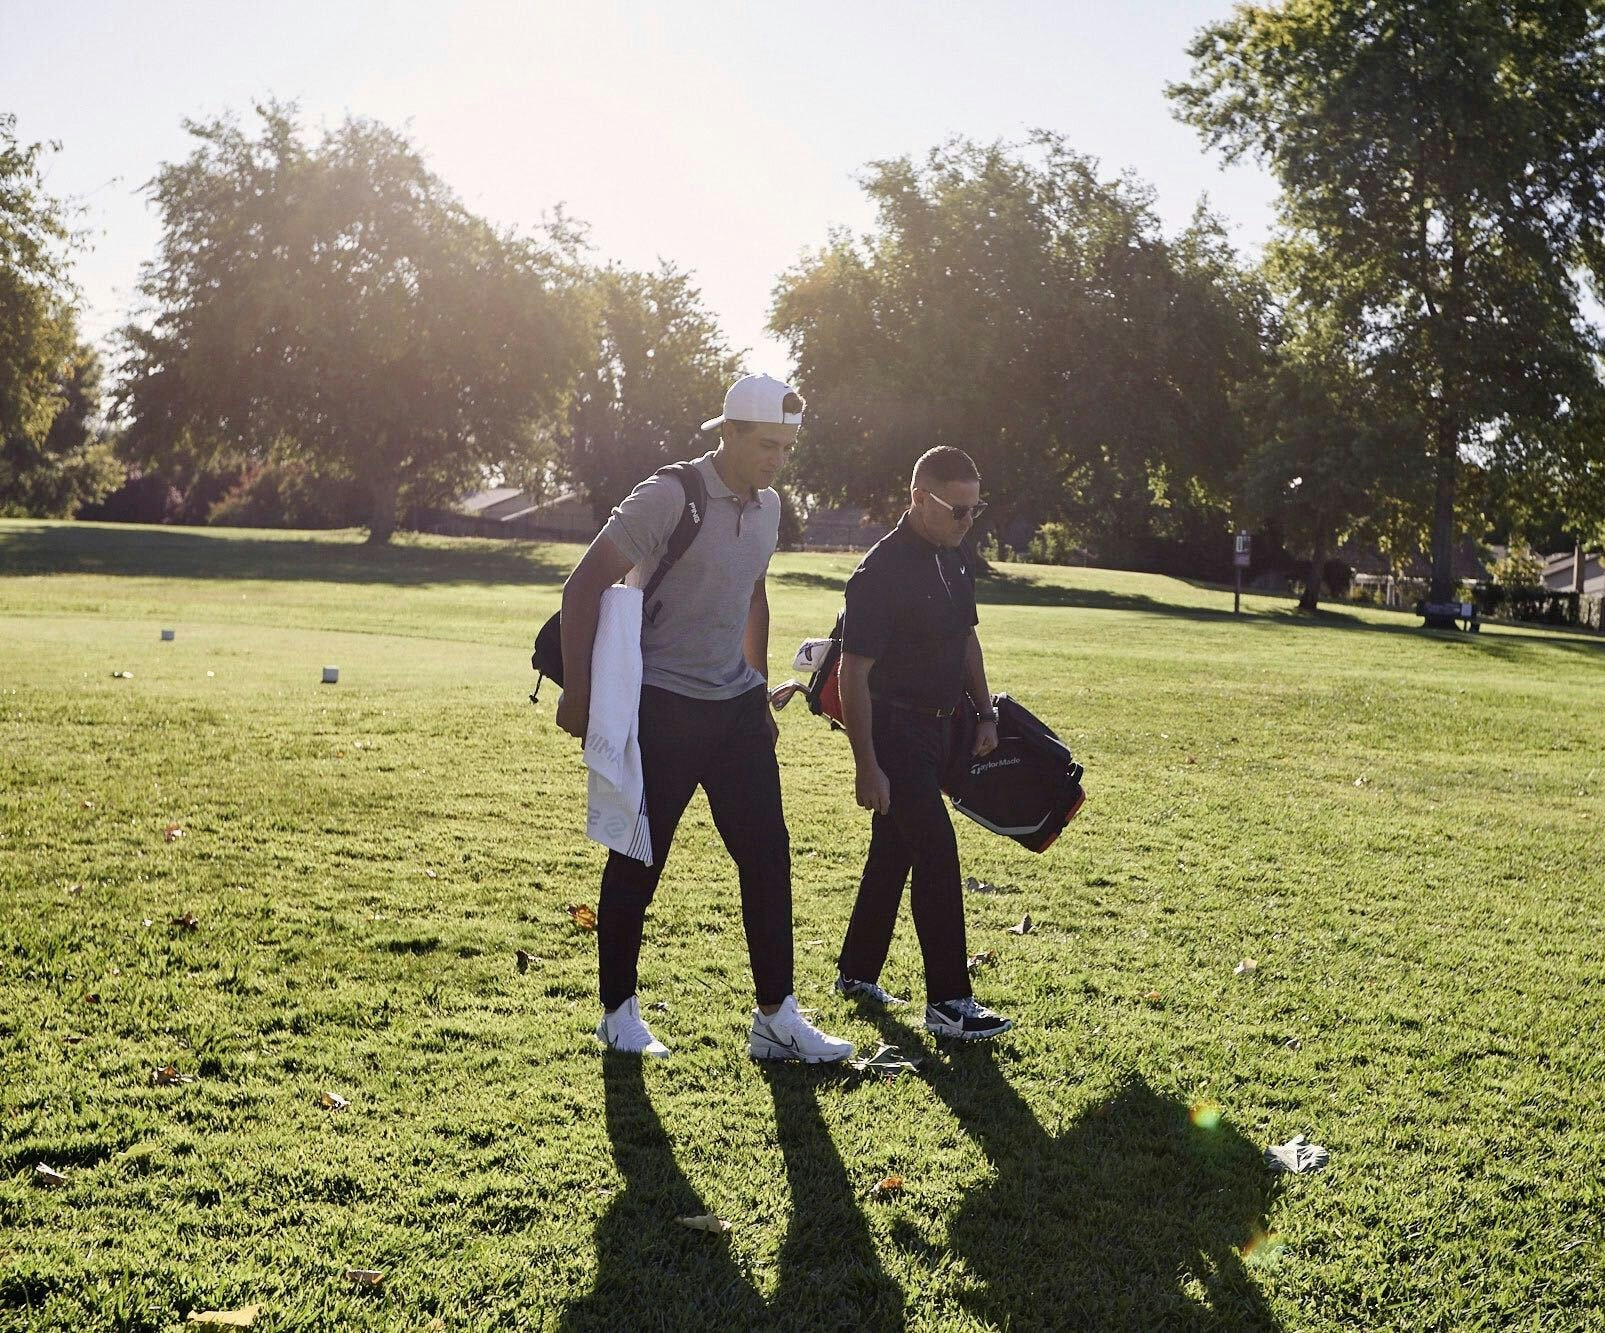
[{"x1": 841, "y1": 511, "x2": 979, "y2": 710}]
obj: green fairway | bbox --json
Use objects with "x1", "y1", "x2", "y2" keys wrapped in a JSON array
[{"x1": 2, "y1": 519, "x2": 1602, "y2": 1331}]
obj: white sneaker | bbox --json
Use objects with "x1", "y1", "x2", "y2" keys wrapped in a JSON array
[
  {"x1": 595, "y1": 995, "x2": 669, "y2": 1058},
  {"x1": 748, "y1": 995, "x2": 853, "y2": 1063}
]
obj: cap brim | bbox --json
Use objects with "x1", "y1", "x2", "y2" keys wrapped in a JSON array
[{"x1": 700, "y1": 415, "x2": 725, "y2": 431}]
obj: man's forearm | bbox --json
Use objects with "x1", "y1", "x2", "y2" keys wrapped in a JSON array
[
  {"x1": 559, "y1": 574, "x2": 606, "y2": 702},
  {"x1": 744, "y1": 587, "x2": 770, "y2": 680},
  {"x1": 964, "y1": 632, "x2": 992, "y2": 710},
  {"x1": 839, "y1": 657, "x2": 877, "y2": 771}
]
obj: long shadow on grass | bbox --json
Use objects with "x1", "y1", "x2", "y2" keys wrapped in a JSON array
[
  {"x1": 0, "y1": 523, "x2": 570, "y2": 588},
  {"x1": 559, "y1": 1054, "x2": 768, "y2": 1332},
  {"x1": 759, "y1": 1064, "x2": 905, "y2": 1330},
  {"x1": 877, "y1": 1017, "x2": 1282, "y2": 1331}
]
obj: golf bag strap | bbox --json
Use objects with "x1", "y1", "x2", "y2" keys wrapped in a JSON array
[{"x1": 641, "y1": 461, "x2": 708, "y2": 625}]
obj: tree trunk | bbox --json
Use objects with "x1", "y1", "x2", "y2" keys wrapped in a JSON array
[
  {"x1": 1300, "y1": 520, "x2": 1329, "y2": 612},
  {"x1": 1428, "y1": 408, "x2": 1458, "y2": 602},
  {"x1": 366, "y1": 473, "x2": 398, "y2": 545},
  {"x1": 1573, "y1": 538, "x2": 1585, "y2": 594}
]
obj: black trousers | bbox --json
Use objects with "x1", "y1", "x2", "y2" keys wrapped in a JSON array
[
  {"x1": 598, "y1": 683, "x2": 793, "y2": 1011},
  {"x1": 837, "y1": 705, "x2": 971, "y2": 1004}
]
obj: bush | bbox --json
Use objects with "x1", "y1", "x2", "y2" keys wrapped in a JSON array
[{"x1": 1026, "y1": 522, "x2": 1081, "y2": 566}]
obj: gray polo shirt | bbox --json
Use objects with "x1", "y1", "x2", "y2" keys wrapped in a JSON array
[{"x1": 599, "y1": 451, "x2": 779, "y2": 700}]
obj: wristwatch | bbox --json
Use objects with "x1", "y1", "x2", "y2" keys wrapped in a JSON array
[{"x1": 977, "y1": 707, "x2": 997, "y2": 724}]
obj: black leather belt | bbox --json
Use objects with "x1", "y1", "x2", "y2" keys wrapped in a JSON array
[{"x1": 873, "y1": 693, "x2": 956, "y2": 719}]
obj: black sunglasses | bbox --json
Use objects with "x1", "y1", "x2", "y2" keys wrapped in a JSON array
[{"x1": 924, "y1": 491, "x2": 988, "y2": 522}]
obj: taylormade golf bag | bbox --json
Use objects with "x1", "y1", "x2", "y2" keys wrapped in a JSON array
[{"x1": 943, "y1": 693, "x2": 1086, "y2": 853}]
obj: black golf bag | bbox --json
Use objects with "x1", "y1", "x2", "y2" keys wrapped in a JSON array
[{"x1": 943, "y1": 693, "x2": 1086, "y2": 853}]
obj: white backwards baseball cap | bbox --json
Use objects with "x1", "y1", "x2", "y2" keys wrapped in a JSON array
[{"x1": 700, "y1": 373, "x2": 805, "y2": 432}]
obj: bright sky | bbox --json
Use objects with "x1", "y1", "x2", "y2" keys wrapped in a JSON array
[{"x1": 2, "y1": 0, "x2": 1277, "y2": 377}]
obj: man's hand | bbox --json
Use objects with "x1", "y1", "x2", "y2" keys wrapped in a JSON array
[
  {"x1": 555, "y1": 689, "x2": 589, "y2": 742},
  {"x1": 972, "y1": 719, "x2": 999, "y2": 758},
  {"x1": 856, "y1": 763, "x2": 892, "y2": 815}
]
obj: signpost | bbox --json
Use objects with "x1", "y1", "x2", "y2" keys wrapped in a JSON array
[{"x1": 1233, "y1": 530, "x2": 1252, "y2": 615}]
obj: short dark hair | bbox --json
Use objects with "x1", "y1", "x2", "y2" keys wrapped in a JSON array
[{"x1": 912, "y1": 446, "x2": 980, "y2": 490}]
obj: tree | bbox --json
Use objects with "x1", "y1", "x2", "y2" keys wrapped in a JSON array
[
  {"x1": 1236, "y1": 306, "x2": 1403, "y2": 611},
  {"x1": 117, "y1": 104, "x2": 590, "y2": 542},
  {"x1": 769, "y1": 136, "x2": 1266, "y2": 563},
  {"x1": 560, "y1": 263, "x2": 741, "y2": 524},
  {"x1": 1172, "y1": 0, "x2": 1605, "y2": 605},
  {"x1": 0, "y1": 335, "x2": 121, "y2": 518},
  {"x1": 0, "y1": 114, "x2": 118, "y2": 517}
]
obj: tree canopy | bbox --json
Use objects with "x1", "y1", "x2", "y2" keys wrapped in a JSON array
[
  {"x1": 769, "y1": 135, "x2": 1266, "y2": 564},
  {"x1": 1172, "y1": 0, "x2": 1605, "y2": 600},
  {"x1": 116, "y1": 104, "x2": 591, "y2": 542},
  {"x1": 0, "y1": 114, "x2": 117, "y2": 517},
  {"x1": 560, "y1": 262, "x2": 742, "y2": 524}
]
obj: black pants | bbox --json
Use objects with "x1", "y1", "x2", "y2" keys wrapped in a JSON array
[
  {"x1": 837, "y1": 705, "x2": 971, "y2": 1004},
  {"x1": 598, "y1": 684, "x2": 793, "y2": 1011}
]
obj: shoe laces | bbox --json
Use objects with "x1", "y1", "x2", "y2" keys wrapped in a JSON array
[
  {"x1": 840, "y1": 975, "x2": 902, "y2": 1005},
  {"x1": 767, "y1": 997, "x2": 826, "y2": 1038},
  {"x1": 608, "y1": 997, "x2": 657, "y2": 1046},
  {"x1": 949, "y1": 996, "x2": 993, "y2": 1019}
]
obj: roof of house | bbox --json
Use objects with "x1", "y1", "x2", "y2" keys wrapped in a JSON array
[{"x1": 458, "y1": 487, "x2": 525, "y2": 514}]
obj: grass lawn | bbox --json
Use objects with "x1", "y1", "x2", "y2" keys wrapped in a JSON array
[{"x1": 2, "y1": 518, "x2": 1603, "y2": 1332}]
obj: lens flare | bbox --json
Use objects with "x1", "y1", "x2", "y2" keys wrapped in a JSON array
[
  {"x1": 1240, "y1": 1227, "x2": 1285, "y2": 1268},
  {"x1": 1189, "y1": 1101, "x2": 1222, "y2": 1130}
]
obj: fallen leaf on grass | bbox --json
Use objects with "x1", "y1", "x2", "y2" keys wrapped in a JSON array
[
  {"x1": 677, "y1": 1214, "x2": 732, "y2": 1234},
  {"x1": 1234, "y1": 958, "x2": 1258, "y2": 976},
  {"x1": 141, "y1": 918, "x2": 153, "y2": 927},
  {"x1": 1007, "y1": 914, "x2": 1033, "y2": 935},
  {"x1": 647, "y1": 1000, "x2": 669, "y2": 1012},
  {"x1": 82, "y1": 992, "x2": 101, "y2": 1005},
  {"x1": 80, "y1": 800, "x2": 94, "y2": 810},
  {"x1": 849, "y1": 1044, "x2": 922, "y2": 1078},
  {"x1": 424, "y1": 869, "x2": 437, "y2": 879},
  {"x1": 1264, "y1": 1134, "x2": 1330, "y2": 1174},
  {"x1": 170, "y1": 912, "x2": 199, "y2": 931},
  {"x1": 515, "y1": 949, "x2": 532, "y2": 974},
  {"x1": 966, "y1": 949, "x2": 997, "y2": 975},
  {"x1": 319, "y1": 1090, "x2": 349, "y2": 1110},
  {"x1": 1186, "y1": 754, "x2": 1197, "y2": 764},
  {"x1": 869, "y1": 1174, "x2": 904, "y2": 1197},
  {"x1": 62, "y1": 1034, "x2": 86, "y2": 1045},
  {"x1": 111, "y1": 670, "x2": 133, "y2": 679},
  {"x1": 1142, "y1": 990, "x2": 1163, "y2": 1004},
  {"x1": 568, "y1": 903, "x2": 597, "y2": 931},
  {"x1": 33, "y1": 1163, "x2": 67, "y2": 1189},
  {"x1": 344, "y1": 1268, "x2": 385, "y2": 1287},
  {"x1": 150, "y1": 1064, "x2": 197, "y2": 1086},
  {"x1": 1283, "y1": 1037, "x2": 1302, "y2": 1051},
  {"x1": 185, "y1": 1308, "x2": 259, "y2": 1328},
  {"x1": 164, "y1": 824, "x2": 185, "y2": 842},
  {"x1": 68, "y1": 883, "x2": 83, "y2": 895},
  {"x1": 1354, "y1": 776, "x2": 1369, "y2": 787},
  {"x1": 964, "y1": 876, "x2": 1004, "y2": 894}
]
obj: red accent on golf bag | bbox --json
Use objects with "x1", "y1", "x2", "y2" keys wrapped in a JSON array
[{"x1": 802, "y1": 611, "x2": 846, "y2": 729}]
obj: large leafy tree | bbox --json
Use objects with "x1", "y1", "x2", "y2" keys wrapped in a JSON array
[
  {"x1": 1172, "y1": 0, "x2": 1605, "y2": 603},
  {"x1": 1236, "y1": 301, "x2": 1410, "y2": 610},
  {"x1": 117, "y1": 104, "x2": 590, "y2": 542},
  {"x1": 0, "y1": 114, "x2": 117, "y2": 516},
  {"x1": 560, "y1": 263, "x2": 741, "y2": 524},
  {"x1": 769, "y1": 136, "x2": 1265, "y2": 561},
  {"x1": 0, "y1": 335, "x2": 121, "y2": 518}
]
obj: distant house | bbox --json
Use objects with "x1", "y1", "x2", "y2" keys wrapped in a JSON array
[
  {"x1": 427, "y1": 487, "x2": 598, "y2": 541},
  {"x1": 1542, "y1": 549, "x2": 1605, "y2": 596},
  {"x1": 802, "y1": 507, "x2": 892, "y2": 550}
]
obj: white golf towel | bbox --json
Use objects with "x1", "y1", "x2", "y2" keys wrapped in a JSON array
[{"x1": 580, "y1": 584, "x2": 652, "y2": 865}]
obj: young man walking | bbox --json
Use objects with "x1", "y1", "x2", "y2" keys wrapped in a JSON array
[
  {"x1": 556, "y1": 373, "x2": 853, "y2": 1064},
  {"x1": 833, "y1": 446, "x2": 1013, "y2": 1040}
]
